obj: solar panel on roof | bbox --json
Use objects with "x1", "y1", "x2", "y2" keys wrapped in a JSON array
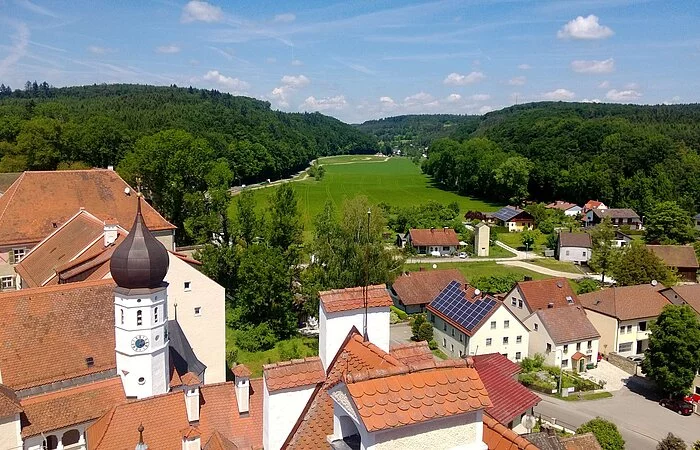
[
  {"x1": 430, "y1": 280, "x2": 498, "y2": 333},
  {"x1": 492, "y1": 207, "x2": 521, "y2": 222}
]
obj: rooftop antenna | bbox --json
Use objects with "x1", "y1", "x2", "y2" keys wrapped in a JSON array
[{"x1": 363, "y1": 208, "x2": 371, "y2": 342}]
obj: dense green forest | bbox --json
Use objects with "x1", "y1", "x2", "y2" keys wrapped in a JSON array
[{"x1": 421, "y1": 102, "x2": 700, "y2": 217}]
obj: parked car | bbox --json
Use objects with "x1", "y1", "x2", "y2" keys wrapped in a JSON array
[
  {"x1": 627, "y1": 355, "x2": 644, "y2": 364},
  {"x1": 430, "y1": 250, "x2": 441, "y2": 257},
  {"x1": 458, "y1": 252, "x2": 468, "y2": 259},
  {"x1": 684, "y1": 393, "x2": 700, "y2": 403},
  {"x1": 659, "y1": 398, "x2": 694, "y2": 416}
]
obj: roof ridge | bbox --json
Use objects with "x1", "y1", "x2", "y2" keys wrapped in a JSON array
[
  {"x1": 349, "y1": 335, "x2": 403, "y2": 367},
  {"x1": 345, "y1": 358, "x2": 469, "y2": 384},
  {"x1": 263, "y1": 356, "x2": 322, "y2": 371},
  {"x1": 0, "y1": 278, "x2": 113, "y2": 299},
  {"x1": 0, "y1": 171, "x2": 24, "y2": 225},
  {"x1": 89, "y1": 405, "x2": 117, "y2": 450}
]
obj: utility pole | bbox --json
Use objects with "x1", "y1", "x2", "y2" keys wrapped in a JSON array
[{"x1": 363, "y1": 209, "x2": 371, "y2": 342}]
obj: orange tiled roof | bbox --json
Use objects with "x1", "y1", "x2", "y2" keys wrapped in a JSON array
[
  {"x1": 0, "y1": 279, "x2": 117, "y2": 390},
  {"x1": 547, "y1": 201, "x2": 578, "y2": 211},
  {"x1": 0, "y1": 170, "x2": 175, "y2": 246},
  {"x1": 535, "y1": 306, "x2": 600, "y2": 345},
  {"x1": 343, "y1": 358, "x2": 491, "y2": 432},
  {"x1": 389, "y1": 341, "x2": 435, "y2": 366},
  {"x1": 579, "y1": 284, "x2": 670, "y2": 320},
  {"x1": 182, "y1": 425, "x2": 202, "y2": 438},
  {"x1": 180, "y1": 372, "x2": 202, "y2": 386},
  {"x1": 409, "y1": 228, "x2": 460, "y2": 247},
  {"x1": 21, "y1": 377, "x2": 126, "y2": 438},
  {"x1": 264, "y1": 357, "x2": 325, "y2": 392},
  {"x1": 232, "y1": 364, "x2": 252, "y2": 378},
  {"x1": 516, "y1": 278, "x2": 580, "y2": 312},
  {"x1": 204, "y1": 431, "x2": 243, "y2": 450},
  {"x1": 0, "y1": 384, "x2": 22, "y2": 417},
  {"x1": 483, "y1": 413, "x2": 539, "y2": 449},
  {"x1": 319, "y1": 285, "x2": 393, "y2": 313},
  {"x1": 391, "y1": 269, "x2": 467, "y2": 306}
]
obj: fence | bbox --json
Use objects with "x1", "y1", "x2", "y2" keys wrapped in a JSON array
[{"x1": 606, "y1": 352, "x2": 638, "y2": 375}]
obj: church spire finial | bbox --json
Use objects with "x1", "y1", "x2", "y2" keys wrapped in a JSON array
[{"x1": 135, "y1": 423, "x2": 148, "y2": 450}]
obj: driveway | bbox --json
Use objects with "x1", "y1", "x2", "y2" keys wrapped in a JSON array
[
  {"x1": 579, "y1": 360, "x2": 630, "y2": 391},
  {"x1": 390, "y1": 322, "x2": 412, "y2": 346}
]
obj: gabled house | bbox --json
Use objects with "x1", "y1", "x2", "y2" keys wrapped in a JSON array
[
  {"x1": 546, "y1": 201, "x2": 582, "y2": 217},
  {"x1": 427, "y1": 281, "x2": 530, "y2": 362},
  {"x1": 390, "y1": 268, "x2": 466, "y2": 314},
  {"x1": 579, "y1": 283, "x2": 670, "y2": 356},
  {"x1": 583, "y1": 200, "x2": 607, "y2": 212},
  {"x1": 584, "y1": 208, "x2": 641, "y2": 230},
  {"x1": 612, "y1": 230, "x2": 633, "y2": 247},
  {"x1": 647, "y1": 245, "x2": 699, "y2": 282},
  {"x1": 492, "y1": 206, "x2": 535, "y2": 232},
  {"x1": 503, "y1": 277, "x2": 580, "y2": 322},
  {"x1": 407, "y1": 227, "x2": 459, "y2": 255},
  {"x1": 660, "y1": 284, "x2": 700, "y2": 317},
  {"x1": 556, "y1": 232, "x2": 592, "y2": 264}
]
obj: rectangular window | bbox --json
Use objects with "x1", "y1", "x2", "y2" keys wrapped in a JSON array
[
  {"x1": 534, "y1": 323, "x2": 538, "y2": 331},
  {"x1": 451, "y1": 344, "x2": 454, "y2": 352},
  {"x1": 154, "y1": 306, "x2": 158, "y2": 323},
  {"x1": 443, "y1": 322, "x2": 447, "y2": 332},
  {"x1": 443, "y1": 246, "x2": 450, "y2": 251},
  {"x1": 120, "y1": 309, "x2": 124, "y2": 325},
  {"x1": 511, "y1": 297, "x2": 517, "y2": 306},
  {"x1": 561, "y1": 359, "x2": 568, "y2": 368},
  {"x1": 582, "y1": 251, "x2": 587, "y2": 257},
  {"x1": 429, "y1": 313, "x2": 435, "y2": 323},
  {"x1": 451, "y1": 328, "x2": 455, "y2": 337},
  {"x1": 459, "y1": 334, "x2": 463, "y2": 343},
  {"x1": 626, "y1": 325, "x2": 632, "y2": 333},
  {"x1": 565, "y1": 250, "x2": 570, "y2": 256},
  {"x1": 486, "y1": 338, "x2": 492, "y2": 346},
  {"x1": 587, "y1": 340, "x2": 592, "y2": 350},
  {"x1": 563, "y1": 344, "x2": 568, "y2": 354},
  {"x1": 639, "y1": 321, "x2": 647, "y2": 331},
  {"x1": 576, "y1": 342, "x2": 581, "y2": 351},
  {"x1": 516, "y1": 335, "x2": 522, "y2": 343},
  {"x1": 518, "y1": 299, "x2": 523, "y2": 308},
  {"x1": 459, "y1": 350, "x2": 463, "y2": 357},
  {"x1": 0, "y1": 276, "x2": 13, "y2": 290},
  {"x1": 184, "y1": 281, "x2": 191, "y2": 291},
  {"x1": 194, "y1": 307, "x2": 201, "y2": 316},
  {"x1": 136, "y1": 310, "x2": 142, "y2": 326},
  {"x1": 618, "y1": 342, "x2": 633, "y2": 352},
  {"x1": 502, "y1": 353, "x2": 508, "y2": 359},
  {"x1": 503, "y1": 337, "x2": 509, "y2": 345},
  {"x1": 516, "y1": 352, "x2": 522, "y2": 360},
  {"x1": 546, "y1": 343, "x2": 552, "y2": 353},
  {"x1": 490, "y1": 321, "x2": 496, "y2": 329},
  {"x1": 11, "y1": 248, "x2": 25, "y2": 264},
  {"x1": 620, "y1": 326, "x2": 626, "y2": 334},
  {"x1": 504, "y1": 320, "x2": 510, "y2": 329},
  {"x1": 443, "y1": 338, "x2": 447, "y2": 347}
]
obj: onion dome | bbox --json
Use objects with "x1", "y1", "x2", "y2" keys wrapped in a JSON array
[{"x1": 110, "y1": 196, "x2": 169, "y2": 289}]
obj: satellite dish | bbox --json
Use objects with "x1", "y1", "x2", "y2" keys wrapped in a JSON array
[
  {"x1": 124, "y1": 187, "x2": 131, "y2": 196},
  {"x1": 474, "y1": 289, "x2": 481, "y2": 297},
  {"x1": 432, "y1": 264, "x2": 437, "y2": 269},
  {"x1": 651, "y1": 279, "x2": 658, "y2": 286}
]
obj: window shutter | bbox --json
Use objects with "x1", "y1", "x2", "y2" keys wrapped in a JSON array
[{"x1": 8, "y1": 251, "x2": 14, "y2": 264}]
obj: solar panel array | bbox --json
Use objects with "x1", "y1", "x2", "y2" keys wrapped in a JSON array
[
  {"x1": 492, "y1": 206, "x2": 521, "y2": 222},
  {"x1": 430, "y1": 280, "x2": 497, "y2": 332}
]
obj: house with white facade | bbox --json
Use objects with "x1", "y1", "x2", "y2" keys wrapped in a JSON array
[
  {"x1": 546, "y1": 201, "x2": 582, "y2": 217},
  {"x1": 390, "y1": 268, "x2": 466, "y2": 314},
  {"x1": 580, "y1": 283, "x2": 671, "y2": 356},
  {"x1": 492, "y1": 206, "x2": 535, "y2": 232},
  {"x1": 503, "y1": 277, "x2": 581, "y2": 323},
  {"x1": 555, "y1": 232, "x2": 592, "y2": 264},
  {"x1": 427, "y1": 281, "x2": 530, "y2": 362},
  {"x1": 407, "y1": 227, "x2": 460, "y2": 255}
]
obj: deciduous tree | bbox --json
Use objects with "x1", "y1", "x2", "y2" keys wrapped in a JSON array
[
  {"x1": 610, "y1": 241, "x2": 676, "y2": 286},
  {"x1": 589, "y1": 217, "x2": 618, "y2": 283},
  {"x1": 575, "y1": 418, "x2": 624, "y2": 450},
  {"x1": 644, "y1": 201, "x2": 696, "y2": 244}
]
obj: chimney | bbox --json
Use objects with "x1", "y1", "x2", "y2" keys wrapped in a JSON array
[
  {"x1": 182, "y1": 374, "x2": 201, "y2": 423},
  {"x1": 547, "y1": 302, "x2": 554, "y2": 308},
  {"x1": 232, "y1": 364, "x2": 251, "y2": 414},
  {"x1": 104, "y1": 219, "x2": 119, "y2": 246},
  {"x1": 181, "y1": 427, "x2": 201, "y2": 450}
]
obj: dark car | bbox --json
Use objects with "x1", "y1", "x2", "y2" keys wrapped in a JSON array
[{"x1": 660, "y1": 398, "x2": 694, "y2": 416}]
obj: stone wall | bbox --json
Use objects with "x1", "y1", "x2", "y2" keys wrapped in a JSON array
[{"x1": 606, "y1": 352, "x2": 638, "y2": 375}]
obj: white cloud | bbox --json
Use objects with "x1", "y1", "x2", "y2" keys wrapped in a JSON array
[
  {"x1": 571, "y1": 58, "x2": 614, "y2": 74},
  {"x1": 443, "y1": 71, "x2": 485, "y2": 85},
  {"x1": 557, "y1": 15, "x2": 614, "y2": 40},
  {"x1": 518, "y1": 64, "x2": 532, "y2": 70},
  {"x1": 625, "y1": 82, "x2": 640, "y2": 90},
  {"x1": 291, "y1": 59, "x2": 303, "y2": 66},
  {"x1": 479, "y1": 105, "x2": 495, "y2": 114},
  {"x1": 202, "y1": 70, "x2": 249, "y2": 92},
  {"x1": 542, "y1": 88, "x2": 576, "y2": 100},
  {"x1": 273, "y1": 13, "x2": 296, "y2": 23},
  {"x1": 672, "y1": 95, "x2": 681, "y2": 102},
  {"x1": 403, "y1": 92, "x2": 439, "y2": 109},
  {"x1": 0, "y1": 22, "x2": 29, "y2": 76},
  {"x1": 156, "y1": 44, "x2": 181, "y2": 54},
  {"x1": 598, "y1": 80, "x2": 610, "y2": 89},
  {"x1": 446, "y1": 93, "x2": 462, "y2": 103},
  {"x1": 88, "y1": 45, "x2": 115, "y2": 55},
  {"x1": 606, "y1": 89, "x2": 642, "y2": 101},
  {"x1": 380, "y1": 96, "x2": 395, "y2": 104},
  {"x1": 301, "y1": 95, "x2": 347, "y2": 111},
  {"x1": 470, "y1": 94, "x2": 490, "y2": 101},
  {"x1": 280, "y1": 74, "x2": 310, "y2": 88},
  {"x1": 270, "y1": 87, "x2": 290, "y2": 107},
  {"x1": 181, "y1": 1, "x2": 223, "y2": 23},
  {"x1": 508, "y1": 76, "x2": 526, "y2": 86},
  {"x1": 581, "y1": 98, "x2": 601, "y2": 103}
]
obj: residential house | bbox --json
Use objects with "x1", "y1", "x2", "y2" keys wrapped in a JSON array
[
  {"x1": 584, "y1": 208, "x2": 642, "y2": 230},
  {"x1": 492, "y1": 206, "x2": 535, "y2": 232},
  {"x1": 583, "y1": 200, "x2": 608, "y2": 212},
  {"x1": 556, "y1": 232, "x2": 592, "y2": 264},
  {"x1": 647, "y1": 244, "x2": 699, "y2": 282},
  {"x1": 0, "y1": 169, "x2": 176, "y2": 290},
  {"x1": 427, "y1": 281, "x2": 530, "y2": 362},
  {"x1": 465, "y1": 211, "x2": 497, "y2": 224},
  {"x1": 389, "y1": 268, "x2": 466, "y2": 314},
  {"x1": 612, "y1": 230, "x2": 633, "y2": 247},
  {"x1": 472, "y1": 353, "x2": 540, "y2": 433},
  {"x1": 660, "y1": 284, "x2": 700, "y2": 316},
  {"x1": 579, "y1": 283, "x2": 670, "y2": 356},
  {"x1": 546, "y1": 201, "x2": 582, "y2": 217},
  {"x1": 503, "y1": 277, "x2": 581, "y2": 323},
  {"x1": 523, "y1": 306, "x2": 601, "y2": 372},
  {"x1": 407, "y1": 227, "x2": 460, "y2": 255}
]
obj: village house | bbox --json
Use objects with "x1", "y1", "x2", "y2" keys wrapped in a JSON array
[
  {"x1": 406, "y1": 227, "x2": 460, "y2": 256},
  {"x1": 427, "y1": 281, "x2": 530, "y2": 363},
  {"x1": 584, "y1": 208, "x2": 642, "y2": 230},
  {"x1": 647, "y1": 244, "x2": 699, "y2": 282},
  {"x1": 503, "y1": 277, "x2": 581, "y2": 323},
  {"x1": 583, "y1": 200, "x2": 608, "y2": 212},
  {"x1": 555, "y1": 232, "x2": 592, "y2": 264},
  {"x1": 389, "y1": 268, "x2": 466, "y2": 314},
  {"x1": 579, "y1": 283, "x2": 671, "y2": 357},
  {"x1": 492, "y1": 206, "x2": 535, "y2": 232},
  {"x1": 660, "y1": 284, "x2": 700, "y2": 317},
  {"x1": 612, "y1": 230, "x2": 633, "y2": 247},
  {"x1": 546, "y1": 201, "x2": 582, "y2": 217}
]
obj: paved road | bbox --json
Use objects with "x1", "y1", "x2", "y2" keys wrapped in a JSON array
[
  {"x1": 534, "y1": 384, "x2": 700, "y2": 449},
  {"x1": 390, "y1": 322, "x2": 412, "y2": 346},
  {"x1": 497, "y1": 260, "x2": 585, "y2": 279}
]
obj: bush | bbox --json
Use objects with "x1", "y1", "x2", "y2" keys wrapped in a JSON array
[
  {"x1": 226, "y1": 347, "x2": 239, "y2": 365},
  {"x1": 390, "y1": 305, "x2": 408, "y2": 320},
  {"x1": 657, "y1": 433, "x2": 687, "y2": 450},
  {"x1": 576, "y1": 418, "x2": 624, "y2": 450},
  {"x1": 520, "y1": 353, "x2": 545, "y2": 372},
  {"x1": 411, "y1": 314, "x2": 426, "y2": 340},
  {"x1": 277, "y1": 339, "x2": 307, "y2": 360},
  {"x1": 576, "y1": 278, "x2": 600, "y2": 294},
  {"x1": 234, "y1": 323, "x2": 277, "y2": 352},
  {"x1": 390, "y1": 311, "x2": 401, "y2": 324},
  {"x1": 428, "y1": 339, "x2": 438, "y2": 350},
  {"x1": 417, "y1": 322, "x2": 434, "y2": 342}
]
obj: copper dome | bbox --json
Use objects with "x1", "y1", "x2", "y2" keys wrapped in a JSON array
[{"x1": 110, "y1": 197, "x2": 169, "y2": 289}]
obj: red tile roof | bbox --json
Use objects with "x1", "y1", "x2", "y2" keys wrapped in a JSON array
[
  {"x1": 515, "y1": 278, "x2": 580, "y2": 312},
  {"x1": 343, "y1": 359, "x2": 491, "y2": 432},
  {"x1": 204, "y1": 431, "x2": 243, "y2": 450},
  {"x1": 472, "y1": 354, "x2": 540, "y2": 425},
  {"x1": 0, "y1": 279, "x2": 117, "y2": 390},
  {"x1": 0, "y1": 170, "x2": 175, "y2": 246},
  {"x1": 264, "y1": 357, "x2": 326, "y2": 392},
  {"x1": 560, "y1": 433, "x2": 602, "y2": 450},
  {"x1": 647, "y1": 245, "x2": 699, "y2": 269},
  {"x1": 389, "y1": 341, "x2": 435, "y2": 366},
  {"x1": 180, "y1": 372, "x2": 202, "y2": 386},
  {"x1": 483, "y1": 413, "x2": 539, "y2": 450},
  {"x1": 319, "y1": 285, "x2": 393, "y2": 313},
  {"x1": 0, "y1": 384, "x2": 22, "y2": 418},
  {"x1": 409, "y1": 228, "x2": 460, "y2": 247},
  {"x1": 547, "y1": 201, "x2": 579, "y2": 211},
  {"x1": 583, "y1": 200, "x2": 605, "y2": 210},
  {"x1": 571, "y1": 352, "x2": 586, "y2": 361},
  {"x1": 21, "y1": 377, "x2": 126, "y2": 438},
  {"x1": 232, "y1": 364, "x2": 252, "y2": 378},
  {"x1": 579, "y1": 284, "x2": 670, "y2": 320},
  {"x1": 392, "y1": 269, "x2": 466, "y2": 306},
  {"x1": 198, "y1": 381, "x2": 264, "y2": 449},
  {"x1": 535, "y1": 306, "x2": 601, "y2": 345}
]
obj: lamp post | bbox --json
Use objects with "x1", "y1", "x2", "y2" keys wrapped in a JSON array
[{"x1": 557, "y1": 348, "x2": 564, "y2": 396}]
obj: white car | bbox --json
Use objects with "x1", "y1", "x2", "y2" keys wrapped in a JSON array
[
  {"x1": 430, "y1": 250, "x2": 441, "y2": 257},
  {"x1": 458, "y1": 252, "x2": 468, "y2": 259}
]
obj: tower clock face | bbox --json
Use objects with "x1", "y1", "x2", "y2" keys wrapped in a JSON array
[{"x1": 131, "y1": 335, "x2": 149, "y2": 352}]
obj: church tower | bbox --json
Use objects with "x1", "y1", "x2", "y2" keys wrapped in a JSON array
[{"x1": 110, "y1": 196, "x2": 170, "y2": 399}]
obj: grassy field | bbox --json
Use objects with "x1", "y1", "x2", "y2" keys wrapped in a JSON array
[
  {"x1": 231, "y1": 157, "x2": 502, "y2": 238},
  {"x1": 475, "y1": 245, "x2": 516, "y2": 258},
  {"x1": 403, "y1": 261, "x2": 550, "y2": 283},
  {"x1": 528, "y1": 259, "x2": 584, "y2": 274}
]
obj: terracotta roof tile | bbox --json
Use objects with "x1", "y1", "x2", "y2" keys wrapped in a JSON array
[
  {"x1": 180, "y1": 372, "x2": 202, "y2": 386},
  {"x1": 483, "y1": 413, "x2": 539, "y2": 450},
  {"x1": 579, "y1": 284, "x2": 670, "y2": 320},
  {"x1": 232, "y1": 364, "x2": 252, "y2": 378},
  {"x1": 319, "y1": 285, "x2": 393, "y2": 314},
  {"x1": 389, "y1": 341, "x2": 435, "y2": 366},
  {"x1": 0, "y1": 279, "x2": 117, "y2": 390},
  {"x1": 264, "y1": 357, "x2": 325, "y2": 392},
  {"x1": 472, "y1": 354, "x2": 540, "y2": 425},
  {"x1": 0, "y1": 384, "x2": 22, "y2": 417},
  {"x1": 536, "y1": 306, "x2": 600, "y2": 345},
  {"x1": 547, "y1": 201, "x2": 579, "y2": 211},
  {"x1": 558, "y1": 232, "x2": 592, "y2": 249},
  {"x1": 571, "y1": 352, "x2": 586, "y2": 361},
  {"x1": 560, "y1": 433, "x2": 602, "y2": 450},
  {"x1": 584, "y1": 200, "x2": 605, "y2": 210},
  {"x1": 516, "y1": 278, "x2": 580, "y2": 312},
  {"x1": 592, "y1": 208, "x2": 639, "y2": 220},
  {"x1": 647, "y1": 245, "x2": 699, "y2": 269},
  {"x1": 182, "y1": 425, "x2": 202, "y2": 438},
  {"x1": 392, "y1": 269, "x2": 466, "y2": 306},
  {"x1": 408, "y1": 228, "x2": 460, "y2": 247},
  {"x1": 662, "y1": 285, "x2": 700, "y2": 315},
  {"x1": 0, "y1": 170, "x2": 175, "y2": 246},
  {"x1": 204, "y1": 431, "x2": 242, "y2": 450},
  {"x1": 20, "y1": 377, "x2": 126, "y2": 438}
]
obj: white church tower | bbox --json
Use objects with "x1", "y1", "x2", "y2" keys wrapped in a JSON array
[{"x1": 110, "y1": 196, "x2": 170, "y2": 399}]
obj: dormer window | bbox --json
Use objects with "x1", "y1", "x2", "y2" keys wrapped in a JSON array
[
  {"x1": 1, "y1": 276, "x2": 13, "y2": 290},
  {"x1": 137, "y1": 310, "x2": 143, "y2": 326},
  {"x1": 10, "y1": 248, "x2": 26, "y2": 264}
]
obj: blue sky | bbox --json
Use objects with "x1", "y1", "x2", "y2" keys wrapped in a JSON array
[{"x1": 1, "y1": 0, "x2": 699, "y2": 123}]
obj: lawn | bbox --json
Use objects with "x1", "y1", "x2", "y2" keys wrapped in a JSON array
[
  {"x1": 231, "y1": 157, "x2": 502, "y2": 239},
  {"x1": 403, "y1": 261, "x2": 550, "y2": 283},
  {"x1": 528, "y1": 259, "x2": 584, "y2": 274},
  {"x1": 497, "y1": 231, "x2": 548, "y2": 256},
  {"x1": 474, "y1": 245, "x2": 515, "y2": 258}
]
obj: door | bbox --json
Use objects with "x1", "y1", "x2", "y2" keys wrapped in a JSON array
[
  {"x1": 579, "y1": 358, "x2": 585, "y2": 372},
  {"x1": 636, "y1": 340, "x2": 643, "y2": 355}
]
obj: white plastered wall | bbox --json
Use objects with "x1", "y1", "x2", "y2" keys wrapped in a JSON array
[
  {"x1": 583, "y1": 309, "x2": 617, "y2": 355},
  {"x1": 262, "y1": 381, "x2": 316, "y2": 450},
  {"x1": 0, "y1": 414, "x2": 21, "y2": 450},
  {"x1": 469, "y1": 305, "x2": 529, "y2": 362}
]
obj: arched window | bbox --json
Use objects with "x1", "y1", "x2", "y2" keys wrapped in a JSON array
[
  {"x1": 154, "y1": 306, "x2": 158, "y2": 323},
  {"x1": 120, "y1": 308, "x2": 124, "y2": 325},
  {"x1": 137, "y1": 310, "x2": 142, "y2": 326},
  {"x1": 62, "y1": 429, "x2": 81, "y2": 446},
  {"x1": 44, "y1": 435, "x2": 59, "y2": 450}
]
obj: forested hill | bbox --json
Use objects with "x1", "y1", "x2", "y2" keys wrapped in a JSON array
[
  {"x1": 0, "y1": 83, "x2": 376, "y2": 179},
  {"x1": 421, "y1": 101, "x2": 700, "y2": 218}
]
